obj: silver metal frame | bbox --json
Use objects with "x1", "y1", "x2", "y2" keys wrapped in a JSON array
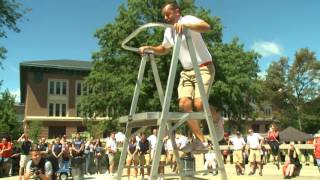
[{"x1": 116, "y1": 23, "x2": 228, "y2": 180}]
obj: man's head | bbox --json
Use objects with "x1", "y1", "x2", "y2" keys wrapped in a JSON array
[
  {"x1": 152, "y1": 128, "x2": 158, "y2": 135},
  {"x1": 76, "y1": 132, "x2": 81, "y2": 140},
  {"x1": 236, "y1": 131, "x2": 241, "y2": 137},
  {"x1": 30, "y1": 146, "x2": 42, "y2": 165},
  {"x1": 248, "y1": 129, "x2": 254, "y2": 135},
  {"x1": 40, "y1": 137, "x2": 46, "y2": 143},
  {"x1": 110, "y1": 132, "x2": 116, "y2": 139},
  {"x1": 162, "y1": 3, "x2": 181, "y2": 24}
]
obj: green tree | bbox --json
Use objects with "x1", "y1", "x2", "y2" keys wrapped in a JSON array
[
  {"x1": 263, "y1": 48, "x2": 320, "y2": 131},
  {"x1": 81, "y1": 0, "x2": 260, "y2": 132},
  {"x1": 0, "y1": 89, "x2": 21, "y2": 139},
  {"x1": 28, "y1": 121, "x2": 41, "y2": 143},
  {"x1": 0, "y1": 0, "x2": 27, "y2": 65}
]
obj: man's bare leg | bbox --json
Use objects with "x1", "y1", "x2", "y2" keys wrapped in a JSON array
[
  {"x1": 194, "y1": 98, "x2": 224, "y2": 141},
  {"x1": 179, "y1": 97, "x2": 205, "y2": 142}
]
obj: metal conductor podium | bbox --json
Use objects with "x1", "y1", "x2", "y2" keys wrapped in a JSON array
[{"x1": 116, "y1": 23, "x2": 228, "y2": 180}]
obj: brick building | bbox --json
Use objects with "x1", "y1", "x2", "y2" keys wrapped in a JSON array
[{"x1": 20, "y1": 60, "x2": 92, "y2": 138}]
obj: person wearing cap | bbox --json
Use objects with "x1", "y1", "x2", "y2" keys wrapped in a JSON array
[
  {"x1": 229, "y1": 131, "x2": 246, "y2": 175},
  {"x1": 139, "y1": 2, "x2": 224, "y2": 151},
  {"x1": 246, "y1": 128, "x2": 264, "y2": 176},
  {"x1": 313, "y1": 132, "x2": 320, "y2": 173}
]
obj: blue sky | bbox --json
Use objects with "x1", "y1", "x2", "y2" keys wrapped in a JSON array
[{"x1": 1, "y1": 0, "x2": 320, "y2": 102}]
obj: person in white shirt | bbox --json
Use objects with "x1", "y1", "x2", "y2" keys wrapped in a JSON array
[
  {"x1": 139, "y1": 2, "x2": 224, "y2": 150},
  {"x1": 106, "y1": 132, "x2": 117, "y2": 176},
  {"x1": 204, "y1": 142, "x2": 217, "y2": 175},
  {"x1": 147, "y1": 128, "x2": 158, "y2": 163},
  {"x1": 229, "y1": 131, "x2": 246, "y2": 175},
  {"x1": 246, "y1": 129, "x2": 264, "y2": 176}
]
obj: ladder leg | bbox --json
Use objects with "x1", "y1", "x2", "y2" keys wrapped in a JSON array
[
  {"x1": 185, "y1": 30, "x2": 228, "y2": 180},
  {"x1": 167, "y1": 123, "x2": 184, "y2": 178},
  {"x1": 149, "y1": 124, "x2": 166, "y2": 180},
  {"x1": 116, "y1": 126, "x2": 132, "y2": 180}
]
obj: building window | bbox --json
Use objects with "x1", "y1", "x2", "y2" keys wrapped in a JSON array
[
  {"x1": 49, "y1": 103, "x2": 54, "y2": 116},
  {"x1": 264, "y1": 106, "x2": 272, "y2": 117},
  {"x1": 48, "y1": 102, "x2": 67, "y2": 117},
  {"x1": 48, "y1": 80, "x2": 68, "y2": 95},
  {"x1": 48, "y1": 126, "x2": 66, "y2": 139},
  {"x1": 252, "y1": 124, "x2": 259, "y2": 132},
  {"x1": 76, "y1": 80, "x2": 91, "y2": 96}
]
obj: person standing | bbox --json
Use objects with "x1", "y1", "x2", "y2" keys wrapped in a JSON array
[
  {"x1": 51, "y1": 137, "x2": 63, "y2": 178},
  {"x1": 267, "y1": 124, "x2": 280, "y2": 169},
  {"x1": 17, "y1": 133, "x2": 32, "y2": 180},
  {"x1": 0, "y1": 137, "x2": 13, "y2": 177},
  {"x1": 147, "y1": 128, "x2": 158, "y2": 163},
  {"x1": 106, "y1": 132, "x2": 117, "y2": 176},
  {"x1": 229, "y1": 131, "x2": 246, "y2": 175},
  {"x1": 126, "y1": 136, "x2": 139, "y2": 180},
  {"x1": 138, "y1": 133, "x2": 150, "y2": 180},
  {"x1": 71, "y1": 133, "x2": 85, "y2": 179},
  {"x1": 139, "y1": 2, "x2": 224, "y2": 150},
  {"x1": 246, "y1": 129, "x2": 264, "y2": 176},
  {"x1": 313, "y1": 132, "x2": 320, "y2": 173}
]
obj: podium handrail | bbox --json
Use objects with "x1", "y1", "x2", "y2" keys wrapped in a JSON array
[{"x1": 121, "y1": 23, "x2": 173, "y2": 53}]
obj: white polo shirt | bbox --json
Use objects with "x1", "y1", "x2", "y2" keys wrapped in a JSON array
[
  {"x1": 147, "y1": 134, "x2": 157, "y2": 150},
  {"x1": 230, "y1": 136, "x2": 246, "y2": 150},
  {"x1": 247, "y1": 133, "x2": 263, "y2": 149},
  {"x1": 162, "y1": 15, "x2": 212, "y2": 70}
]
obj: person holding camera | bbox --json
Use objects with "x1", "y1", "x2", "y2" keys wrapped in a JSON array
[{"x1": 24, "y1": 146, "x2": 52, "y2": 180}]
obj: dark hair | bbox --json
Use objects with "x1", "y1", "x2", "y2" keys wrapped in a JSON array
[{"x1": 30, "y1": 144, "x2": 40, "y2": 152}]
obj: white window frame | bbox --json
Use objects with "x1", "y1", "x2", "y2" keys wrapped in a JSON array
[
  {"x1": 48, "y1": 79, "x2": 69, "y2": 96},
  {"x1": 48, "y1": 101, "x2": 68, "y2": 117}
]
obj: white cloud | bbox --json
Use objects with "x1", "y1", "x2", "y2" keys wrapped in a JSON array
[
  {"x1": 251, "y1": 41, "x2": 283, "y2": 57},
  {"x1": 10, "y1": 88, "x2": 21, "y2": 103}
]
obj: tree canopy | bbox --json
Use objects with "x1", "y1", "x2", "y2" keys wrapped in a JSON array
[
  {"x1": 0, "y1": 0, "x2": 26, "y2": 64},
  {"x1": 263, "y1": 48, "x2": 320, "y2": 132},
  {"x1": 0, "y1": 89, "x2": 21, "y2": 139}
]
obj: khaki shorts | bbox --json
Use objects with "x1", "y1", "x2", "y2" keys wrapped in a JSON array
[
  {"x1": 108, "y1": 153, "x2": 115, "y2": 166},
  {"x1": 178, "y1": 64, "x2": 215, "y2": 99},
  {"x1": 139, "y1": 153, "x2": 151, "y2": 166},
  {"x1": 233, "y1": 150, "x2": 243, "y2": 163},
  {"x1": 160, "y1": 155, "x2": 166, "y2": 162},
  {"x1": 249, "y1": 149, "x2": 261, "y2": 163},
  {"x1": 126, "y1": 154, "x2": 139, "y2": 162},
  {"x1": 20, "y1": 155, "x2": 30, "y2": 168}
]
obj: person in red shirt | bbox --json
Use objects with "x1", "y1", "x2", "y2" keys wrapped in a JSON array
[
  {"x1": 0, "y1": 137, "x2": 13, "y2": 177},
  {"x1": 267, "y1": 124, "x2": 280, "y2": 169},
  {"x1": 313, "y1": 132, "x2": 320, "y2": 173}
]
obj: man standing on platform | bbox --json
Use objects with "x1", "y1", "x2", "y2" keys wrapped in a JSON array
[{"x1": 139, "y1": 2, "x2": 224, "y2": 150}]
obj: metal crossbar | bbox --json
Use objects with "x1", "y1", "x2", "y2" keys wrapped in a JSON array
[{"x1": 116, "y1": 23, "x2": 228, "y2": 180}]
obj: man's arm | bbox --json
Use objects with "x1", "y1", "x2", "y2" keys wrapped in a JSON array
[
  {"x1": 177, "y1": 21, "x2": 211, "y2": 33},
  {"x1": 139, "y1": 44, "x2": 169, "y2": 55}
]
